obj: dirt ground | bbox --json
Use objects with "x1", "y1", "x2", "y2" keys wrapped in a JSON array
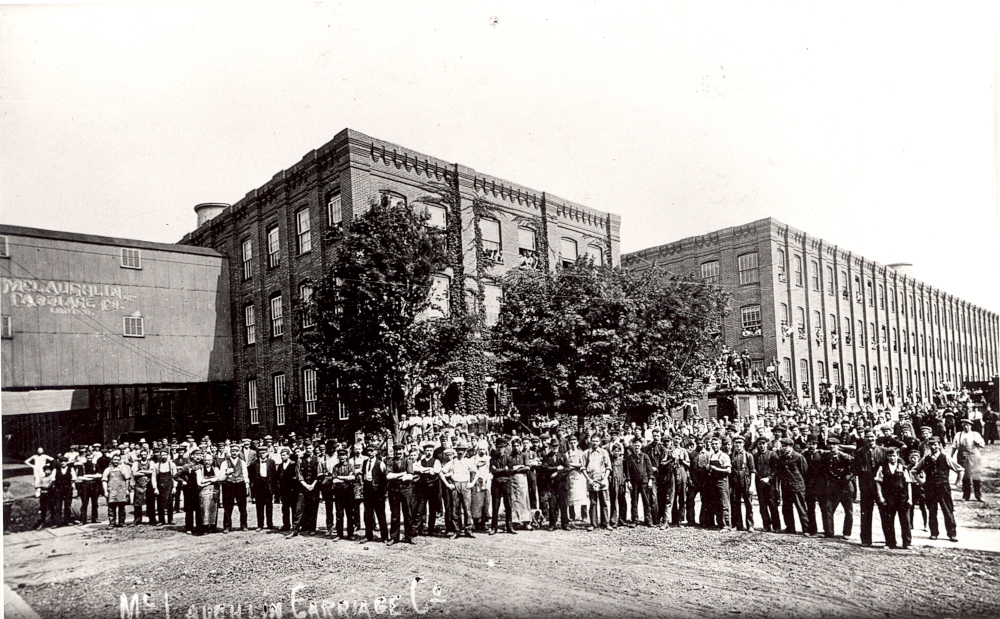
[{"x1": 5, "y1": 447, "x2": 1000, "y2": 619}]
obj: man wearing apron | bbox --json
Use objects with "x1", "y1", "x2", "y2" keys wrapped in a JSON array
[
  {"x1": 952, "y1": 418, "x2": 985, "y2": 502},
  {"x1": 152, "y1": 450, "x2": 177, "y2": 526}
]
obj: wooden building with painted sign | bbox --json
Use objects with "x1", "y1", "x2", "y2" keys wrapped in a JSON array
[{"x1": 0, "y1": 225, "x2": 234, "y2": 456}]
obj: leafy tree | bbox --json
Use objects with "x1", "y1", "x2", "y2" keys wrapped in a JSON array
[
  {"x1": 491, "y1": 261, "x2": 726, "y2": 427},
  {"x1": 300, "y1": 200, "x2": 472, "y2": 439}
]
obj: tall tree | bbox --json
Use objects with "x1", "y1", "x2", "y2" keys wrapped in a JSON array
[
  {"x1": 490, "y1": 261, "x2": 726, "y2": 426},
  {"x1": 300, "y1": 200, "x2": 471, "y2": 439}
]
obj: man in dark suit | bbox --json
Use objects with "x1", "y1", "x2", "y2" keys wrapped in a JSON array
[
  {"x1": 853, "y1": 429, "x2": 888, "y2": 547},
  {"x1": 625, "y1": 440, "x2": 655, "y2": 526},
  {"x1": 290, "y1": 444, "x2": 320, "y2": 537},
  {"x1": 360, "y1": 443, "x2": 389, "y2": 543},
  {"x1": 249, "y1": 446, "x2": 277, "y2": 530},
  {"x1": 277, "y1": 447, "x2": 298, "y2": 531}
]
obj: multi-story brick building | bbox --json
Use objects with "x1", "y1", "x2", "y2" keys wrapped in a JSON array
[
  {"x1": 182, "y1": 128, "x2": 621, "y2": 437},
  {"x1": 624, "y1": 218, "x2": 1000, "y2": 408}
]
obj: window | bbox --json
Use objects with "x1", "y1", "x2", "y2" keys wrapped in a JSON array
[
  {"x1": 870, "y1": 322, "x2": 876, "y2": 347},
  {"x1": 797, "y1": 307, "x2": 806, "y2": 338},
  {"x1": 273, "y1": 374, "x2": 286, "y2": 426},
  {"x1": 382, "y1": 192, "x2": 406, "y2": 208},
  {"x1": 800, "y1": 359, "x2": 810, "y2": 389},
  {"x1": 892, "y1": 327, "x2": 898, "y2": 351},
  {"x1": 854, "y1": 276, "x2": 862, "y2": 303},
  {"x1": 303, "y1": 368, "x2": 318, "y2": 416},
  {"x1": 741, "y1": 305, "x2": 762, "y2": 337},
  {"x1": 811, "y1": 260, "x2": 820, "y2": 290},
  {"x1": 793, "y1": 255, "x2": 803, "y2": 286},
  {"x1": 847, "y1": 363, "x2": 855, "y2": 390},
  {"x1": 840, "y1": 270, "x2": 848, "y2": 298},
  {"x1": 242, "y1": 239, "x2": 253, "y2": 281},
  {"x1": 0, "y1": 315, "x2": 11, "y2": 339},
  {"x1": 738, "y1": 252, "x2": 759, "y2": 285},
  {"x1": 892, "y1": 291, "x2": 898, "y2": 313},
  {"x1": 123, "y1": 316, "x2": 144, "y2": 337},
  {"x1": 776, "y1": 249, "x2": 786, "y2": 281},
  {"x1": 825, "y1": 266, "x2": 834, "y2": 295},
  {"x1": 120, "y1": 248, "x2": 141, "y2": 269},
  {"x1": 782, "y1": 357, "x2": 792, "y2": 383},
  {"x1": 300, "y1": 284, "x2": 314, "y2": 328},
  {"x1": 245, "y1": 304, "x2": 256, "y2": 345},
  {"x1": 817, "y1": 361, "x2": 826, "y2": 381},
  {"x1": 518, "y1": 228, "x2": 539, "y2": 268},
  {"x1": 480, "y1": 218, "x2": 502, "y2": 264},
  {"x1": 242, "y1": 379, "x2": 257, "y2": 425},
  {"x1": 780, "y1": 303, "x2": 789, "y2": 326},
  {"x1": 860, "y1": 365, "x2": 868, "y2": 391},
  {"x1": 0, "y1": 235, "x2": 8, "y2": 258},
  {"x1": 878, "y1": 284, "x2": 885, "y2": 310},
  {"x1": 866, "y1": 280, "x2": 874, "y2": 306},
  {"x1": 585, "y1": 245, "x2": 605, "y2": 266},
  {"x1": 426, "y1": 204, "x2": 447, "y2": 229},
  {"x1": 880, "y1": 325, "x2": 887, "y2": 345},
  {"x1": 701, "y1": 261, "x2": 719, "y2": 284},
  {"x1": 560, "y1": 238, "x2": 578, "y2": 268},
  {"x1": 270, "y1": 295, "x2": 283, "y2": 337},
  {"x1": 336, "y1": 378, "x2": 348, "y2": 420},
  {"x1": 832, "y1": 362, "x2": 841, "y2": 386},
  {"x1": 483, "y1": 284, "x2": 502, "y2": 327},
  {"x1": 858, "y1": 320, "x2": 865, "y2": 345},
  {"x1": 267, "y1": 226, "x2": 280, "y2": 268},
  {"x1": 327, "y1": 192, "x2": 343, "y2": 227},
  {"x1": 296, "y1": 209, "x2": 312, "y2": 254},
  {"x1": 843, "y1": 317, "x2": 851, "y2": 342},
  {"x1": 813, "y1": 310, "x2": 822, "y2": 330},
  {"x1": 428, "y1": 274, "x2": 451, "y2": 318}
]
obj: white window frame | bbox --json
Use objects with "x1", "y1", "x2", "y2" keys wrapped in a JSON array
[
  {"x1": 296, "y1": 208, "x2": 312, "y2": 255},
  {"x1": 242, "y1": 239, "x2": 253, "y2": 281},
  {"x1": 700, "y1": 261, "x2": 719, "y2": 284},
  {"x1": 267, "y1": 226, "x2": 280, "y2": 268},
  {"x1": 248, "y1": 379, "x2": 259, "y2": 425},
  {"x1": 738, "y1": 252, "x2": 759, "y2": 285},
  {"x1": 0, "y1": 315, "x2": 11, "y2": 339},
  {"x1": 123, "y1": 316, "x2": 144, "y2": 337},
  {"x1": 270, "y1": 295, "x2": 283, "y2": 337},
  {"x1": 300, "y1": 283, "x2": 314, "y2": 328},
  {"x1": 382, "y1": 192, "x2": 407, "y2": 208},
  {"x1": 585, "y1": 245, "x2": 605, "y2": 267},
  {"x1": 245, "y1": 304, "x2": 256, "y2": 345},
  {"x1": 480, "y1": 218, "x2": 502, "y2": 263},
  {"x1": 426, "y1": 204, "x2": 447, "y2": 229},
  {"x1": 120, "y1": 248, "x2": 142, "y2": 269},
  {"x1": 327, "y1": 192, "x2": 343, "y2": 227},
  {"x1": 0, "y1": 235, "x2": 9, "y2": 258},
  {"x1": 274, "y1": 374, "x2": 286, "y2": 426},
  {"x1": 560, "y1": 238, "x2": 578, "y2": 267},
  {"x1": 303, "y1": 368, "x2": 318, "y2": 416},
  {"x1": 483, "y1": 283, "x2": 502, "y2": 327},
  {"x1": 740, "y1": 305, "x2": 762, "y2": 337}
]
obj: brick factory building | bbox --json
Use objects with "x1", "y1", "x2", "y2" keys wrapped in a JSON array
[
  {"x1": 624, "y1": 218, "x2": 999, "y2": 409},
  {"x1": 0, "y1": 225, "x2": 233, "y2": 456},
  {"x1": 182, "y1": 128, "x2": 621, "y2": 437}
]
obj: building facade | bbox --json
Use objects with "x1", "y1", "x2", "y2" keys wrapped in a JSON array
[
  {"x1": 624, "y1": 218, "x2": 1000, "y2": 408},
  {"x1": 182, "y1": 128, "x2": 621, "y2": 437},
  {"x1": 0, "y1": 225, "x2": 233, "y2": 456}
]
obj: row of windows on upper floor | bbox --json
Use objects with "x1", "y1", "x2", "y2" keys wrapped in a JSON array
[
  {"x1": 700, "y1": 250, "x2": 993, "y2": 335},
  {"x1": 779, "y1": 356, "x2": 969, "y2": 400},
  {"x1": 245, "y1": 369, "x2": 342, "y2": 426},
  {"x1": 237, "y1": 191, "x2": 609, "y2": 280},
  {"x1": 736, "y1": 301, "x2": 990, "y2": 366}
]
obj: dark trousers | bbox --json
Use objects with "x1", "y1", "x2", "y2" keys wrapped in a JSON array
[
  {"x1": 221, "y1": 482, "x2": 248, "y2": 530},
  {"x1": 541, "y1": 488, "x2": 568, "y2": 528},
  {"x1": 859, "y1": 483, "x2": 883, "y2": 545},
  {"x1": 108, "y1": 502, "x2": 126, "y2": 526},
  {"x1": 670, "y1": 471, "x2": 688, "y2": 525},
  {"x1": 388, "y1": 486, "x2": 414, "y2": 541},
  {"x1": 654, "y1": 475, "x2": 672, "y2": 525},
  {"x1": 707, "y1": 477, "x2": 731, "y2": 528},
  {"x1": 451, "y1": 482, "x2": 472, "y2": 531},
  {"x1": 925, "y1": 482, "x2": 957, "y2": 539},
  {"x1": 527, "y1": 473, "x2": 538, "y2": 510},
  {"x1": 281, "y1": 491, "x2": 297, "y2": 529},
  {"x1": 441, "y1": 484, "x2": 455, "y2": 533},
  {"x1": 630, "y1": 480, "x2": 653, "y2": 524},
  {"x1": 254, "y1": 487, "x2": 273, "y2": 528},
  {"x1": 321, "y1": 487, "x2": 336, "y2": 532},
  {"x1": 756, "y1": 481, "x2": 781, "y2": 531},
  {"x1": 821, "y1": 482, "x2": 853, "y2": 537},
  {"x1": 156, "y1": 487, "x2": 174, "y2": 524},
  {"x1": 294, "y1": 488, "x2": 319, "y2": 532},
  {"x1": 881, "y1": 501, "x2": 911, "y2": 548},
  {"x1": 609, "y1": 477, "x2": 627, "y2": 525},
  {"x1": 804, "y1": 484, "x2": 824, "y2": 535},
  {"x1": 335, "y1": 493, "x2": 356, "y2": 537},
  {"x1": 781, "y1": 486, "x2": 808, "y2": 533},
  {"x1": 414, "y1": 483, "x2": 439, "y2": 534},
  {"x1": 184, "y1": 484, "x2": 198, "y2": 531},
  {"x1": 52, "y1": 488, "x2": 73, "y2": 525},
  {"x1": 363, "y1": 485, "x2": 389, "y2": 541},
  {"x1": 490, "y1": 481, "x2": 512, "y2": 530},
  {"x1": 78, "y1": 483, "x2": 100, "y2": 524},
  {"x1": 961, "y1": 477, "x2": 982, "y2": 501},
  {"x1": 145, "y1": 488, "x2": 157, "y2": 524},
  {"x1": 730, "y1": 480, "x2": 753, "y2": 530}
]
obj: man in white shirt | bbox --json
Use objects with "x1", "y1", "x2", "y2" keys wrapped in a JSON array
[
  {"x1": 952, "y1": 418, "x2": 985, "y2": 502},
  {"x1": 219, "y1": 444, "x2": 250, "y2": 532}
]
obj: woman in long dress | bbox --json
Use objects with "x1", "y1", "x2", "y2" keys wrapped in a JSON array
[
  {"x1": 564, "y1": 435, "x2": 590, "y2": 524},
  {"x1": 195, "y1": 451, "x2": 222, "y2": 535}
]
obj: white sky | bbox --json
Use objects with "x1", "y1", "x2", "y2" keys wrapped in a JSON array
[{"x1": 2, "y1": 3, "x2": 998, "y2": 312}]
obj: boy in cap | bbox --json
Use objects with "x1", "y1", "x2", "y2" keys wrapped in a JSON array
[{"x1": 912, "y1": 437, "x2": 963, "y2": 542}]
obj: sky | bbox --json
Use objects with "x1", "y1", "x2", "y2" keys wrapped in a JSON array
[{"x1": 1, "y1": 2, "x2": 998, "y2": 312}]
